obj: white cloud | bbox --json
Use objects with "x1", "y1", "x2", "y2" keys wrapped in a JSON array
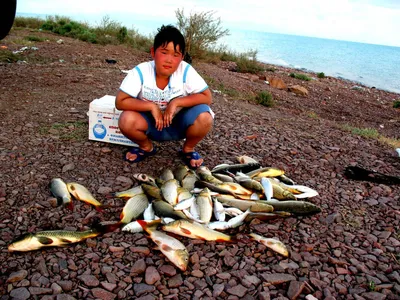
[{"x1": 16, "y1": 0, "x2": 400, "y2": 46}]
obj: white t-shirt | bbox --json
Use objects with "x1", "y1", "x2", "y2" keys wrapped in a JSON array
[{"x1": 120, "y1": 60, "x2": 209, "y2": 111}]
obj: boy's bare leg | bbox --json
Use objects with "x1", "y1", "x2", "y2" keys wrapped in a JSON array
[
  {"x1": 182, "y1": 112, "x2": 213, "y2": 167},
  {"x1": 118, "y1": 111, "x2": 153, "y2": 161}
]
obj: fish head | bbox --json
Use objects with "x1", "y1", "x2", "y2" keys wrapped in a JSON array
[
  {"x1": 173, "y1": 249, "x2": 189, "y2": 271},
  {"x1": 8, "y1": 233, "x2": 37, "y2": 252}
]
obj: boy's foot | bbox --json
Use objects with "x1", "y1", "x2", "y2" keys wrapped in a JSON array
[
  {"x1": 124, "y1": 146, "x2": 157, "y2": 163},
  {"x1": 179, "y1": 150, "x2": 204, "y2": 169}
]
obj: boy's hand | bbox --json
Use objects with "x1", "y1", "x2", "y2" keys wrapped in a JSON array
[
  {"x1": 150, "y1": 104, "x2": 164, "y2": 131},
  {"x1": 164, "y1": 100, "x2": 178, "y2": 127}
]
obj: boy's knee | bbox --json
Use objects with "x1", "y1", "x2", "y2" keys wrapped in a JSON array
[
  {"x1": 195, "y1": 111, "x2": 213, "y2": 127},
  {"x1": 119, "y1": 111, "x2": 140, "y2": 130}
]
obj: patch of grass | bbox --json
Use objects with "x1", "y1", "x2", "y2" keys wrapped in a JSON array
[
  {"x1": 40, "y1": 121, "x2": 87, "y2": 141},
  {"x1": 14, "y1": 16, "x2": 45, "y2": 29},
  {"x1": 290, "y1": 73, "x2": 312, "y2": 81},
  {"x1": 218, "y1": 83, "x2": 239, "y2": 97},
  {"x1": 341, "y1": 124, "x2": 380, "y2": 138},
  {"x1": 340, "y1": 124, "x2": 400, "y2": 148},
  {"x1": 236, "y1": 50, "x2": 264, "y2": 74},
  {"x1": 255, "y1": 91, "x2": 274, "y2": 107},
  {"x1": 368, "y1": 281, "x2": 376, "y2": 292},
  {"x1": 317, "y1": 72, "x2": 325, "y2": 79},
  {"x1": 0, "y1": 50, "x2": 22, "y2": 63},
  {"x1": 24, "y1": 35, "x2": 46, "y2": 42},
  {"x1": 308, "y1": 111, "x2": 319, "y2": 119},
  {"x1": 393, "y1": 100, "x2": 400, "y2": 108}
]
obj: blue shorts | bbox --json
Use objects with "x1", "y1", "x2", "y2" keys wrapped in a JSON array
[{"x1": 140, "y1": 104, "x2": 212, "y2": 141}]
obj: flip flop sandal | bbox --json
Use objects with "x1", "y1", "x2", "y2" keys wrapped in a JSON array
[
  {"x1": 124, "y1": 146, "x2": 157, "y2": 163},
  {"x1": 179, "y1": 150, "x2": 204, "y2": 169}
]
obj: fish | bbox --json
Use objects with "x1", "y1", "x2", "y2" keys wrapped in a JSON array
[
  {"x1": 227, "y1": 209, "x2": 251, "y2": 228},
  {"x1": 276, "y1": 174, "x2": 296, "y2": 185},
  {"x1": 211, "y1": 162, "x2": 261, "y2": 174},
  {"x1": 244, "y1": 211, "x2": 291, "y2": 222},
  {"x1": 173, "y1": 196, "x2": 195, "y2": 211},
  {"x1": 196, "y1": 166, "x2": 223, "y2": 184},
  {"x1": 236, "y1": 155, "x2": 259, "y2": 164},
  {"x1": 216, "y1": 196, "x2": 274, "y2": 213},
  {"x1": 161, "y1": 179, "x2": 180, "y2": 205},
  {"x1": 143, "y1": 203, "x2": 155, "y2": 220},
  {"x1": 213, "y1": 197, "x2": 226, "y2": 221},
  {"x1": 122, "y1": 221, "x2": 145, "y2": 233},
  {"x1": 162, "y1": 219, "x2": 232, "y2": 242},
  {"x1": 141, "y1": 183, "x2": 162, "y2": 200},
  {"x1": 224, "y1": 207, "x2": 243, "y2": 217},
  {"x1": 133, "y1": 173, "x2": 158, "y2": 187},
  {"x1": 50, "y1": 178, "x2": 73, "y2": 210},
  {"x1": 112, "y1": 185, "x2": 144, "y2": 199},
  {"x1": 160, "y1": 168, "x2": 175, "y2": 181},
  {"x1": 137, "y1": 220, "x2": 189, "y2": 271},
  {"x1": 235, "y1": 178, "x2": 264, "y2": 193},
  {"x1": 196, "y1": 188, "x2": 213, "y2": 223},
  {"x1": 263, "y1": 200, "x2": 321, "y2": 216},
  {"x1": 8, "y1": 223, "x2": 108, "y2": 252},
  {"x1": 249, "y1": 233, "x2": 289, "y2": 257},
  {"x1": 207, "y1": 221, "x2": 231, "y2": 230},
  {"x1": 195, "y1": 180, "x2": 237, "y2": 197},
  {"x1": 67, "y1": 182, "x2": 105, "y2": 211},
  {"x1": 173, "y1": 165, "x2": 190, "y2": 182},
  {"x1": 269, "y1": 181, "x2": 296, "y2": 200},
  {"x1": 212, "y1": 173, "x2": 235, "y2": 183},
  {"x1": 120, "y1": 193, "x2": 149, "y2": 224},
  {"x1": 152, "y1": 199, "x2": 187, "y2": 220},
  {"x1": 248, "y1": 167, "x2": 285, "y2": 179},
  {"x1": 260, "y1": 177, "x2": 273, "y2": 201},
  {"x1": 181, "y1": 170, "x2": 198, "y2": 191}
]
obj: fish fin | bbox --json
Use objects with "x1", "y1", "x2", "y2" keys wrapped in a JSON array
[
  {"x1": 65, "y1": 201, "x2": 74, "y2": 211},
  {"x1": 161, "y1": 244, "x2": 173, "y2": 251},
  {"x1": 59, "y1": 238, "x2": 72, "y2": 244},
  {"x1": 37, "y1": 236, "x2": 54, "y2": 245},
  {"x1": 215, "y1": 237, "x2": 232, "y2": 243},
  {"x1": 195, "y1": 235, "x2": 207, "y2": 240},
  {"x1": 181, "y1": 228, "x2": 192, "y2": 235}
]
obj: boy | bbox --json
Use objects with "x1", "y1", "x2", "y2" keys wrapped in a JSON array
[{"x1": 115, "y1": 25, "x2": 213, "y2": 169}]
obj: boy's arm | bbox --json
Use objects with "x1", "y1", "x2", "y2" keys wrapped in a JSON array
[
  {"x1": 172, "y1": 88, "x2": 212, "y2": 108},
  {"x1": 115, "y1": 90, "x2": 157, "y2": 112}
]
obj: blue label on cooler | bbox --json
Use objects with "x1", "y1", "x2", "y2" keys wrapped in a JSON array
[{"x1": 93, "y1": 123, "x2": 107, "y2": 139}]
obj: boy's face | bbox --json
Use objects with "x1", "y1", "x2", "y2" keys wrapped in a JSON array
[{"x1": 151, "y1": 42, "x2": 183, "y2": 78}]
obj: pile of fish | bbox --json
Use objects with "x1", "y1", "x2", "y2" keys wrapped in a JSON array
[{"x1": 8, "y1": 155, "x2": 322, "y2": 271}]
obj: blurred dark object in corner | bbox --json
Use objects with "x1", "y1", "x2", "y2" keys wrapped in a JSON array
[
  {"x1": 105, "y1": 59, "x2": 117, "y2": 64},
  {"x1": 184, "y1": 53, "x2": 192, "y2": 64},
  {"x1": 344, "y1": 166, "x2": 400, "y2": 185},
  {"x1": 0, "y1": 0, "x2": 17, "y2": 40}
]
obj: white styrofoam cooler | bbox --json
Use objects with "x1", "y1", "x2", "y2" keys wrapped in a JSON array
[{"x1": 88, "y1": 95, "x2": 138, "y2": 147}]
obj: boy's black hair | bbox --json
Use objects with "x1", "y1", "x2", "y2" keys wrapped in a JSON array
[{"x1": 154, "y1": 25, "x2": 185, "y2": 55}]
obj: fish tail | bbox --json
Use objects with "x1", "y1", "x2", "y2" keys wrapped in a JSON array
[
  {"x1": 93, "y1": 221, "x2": 122, "y2": 234},
  {"x1": 136, "y1": 219, "x2": 161, "y2": 233}
]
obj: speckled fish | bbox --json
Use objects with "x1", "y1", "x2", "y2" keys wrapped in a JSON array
[
  {"x1": 8, "y1": 225, "x2": 106, "y2": 252},
  {"x1": 161, "y1": 179, "x2": 180, "y2": 205},
  {"x1": 67, "y1": 182, "x2": 105, "y2": 211},
  {"x1": 133, "y1": 173, "x2": 158, "y2": 187},
  {"x1": 138, "y1": 220, "x2": 189, "y2": 271},
  {"x1": 196, "y1": 188, "x2": 213, "y2": 223},
  {"x1": 50, "y1": 178, "x2": 73, "y2": 210},
  {"x1": 120, "y1": 193, "x2": 149, "y2": 224},
  {"x1": 249, "y1": 233, "x2": 289, "y2": 257},
  {"x1": 162, "y1": 219, "x2": 232, "y2": 242},
  {"x1": 112, "y1": 185, "x2": 144, "y2": 199}
]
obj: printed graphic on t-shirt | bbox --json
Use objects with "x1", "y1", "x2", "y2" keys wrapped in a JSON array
[{"x1": 142, "y1": 86, "x2": 183, "y2": 110}]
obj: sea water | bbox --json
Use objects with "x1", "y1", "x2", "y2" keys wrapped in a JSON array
[{"x1": 16, "y1": 13, "x2": 400, "y2": 94}]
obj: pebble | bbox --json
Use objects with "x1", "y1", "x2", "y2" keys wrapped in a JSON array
[
  {"x1": 134, "y1": 283, "x2": 155, "y2": 296},
  {"x1": 78, "y1": 274, "x2": 99, "y2": 287},
  {"x1": 10, "y1": 287, "x2": 30, "y2": 299},
  {"x1": 7, "y1": 270, "x2": 28, "y2": 283},
  {"x1": 91, "y1": 287, "x2": 117, "y2": 300},
  {"x1": 226, "y1": 284, "x2": 248, "y2": 297},
  {"x1": 168, "y1": 274, "x2": 183, "y2": 288},
  {"x1": 145, "y1": 266, "x2": 161, "y2": 285}
]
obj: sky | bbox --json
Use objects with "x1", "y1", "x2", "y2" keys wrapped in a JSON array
[{"x1": 16, "y1": 0, "x2": 400, "y2": 47}]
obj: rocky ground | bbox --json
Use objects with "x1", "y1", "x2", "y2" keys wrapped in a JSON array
[{"x1": 0, "y1": 29, "x2": 399, "y2": 300}]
